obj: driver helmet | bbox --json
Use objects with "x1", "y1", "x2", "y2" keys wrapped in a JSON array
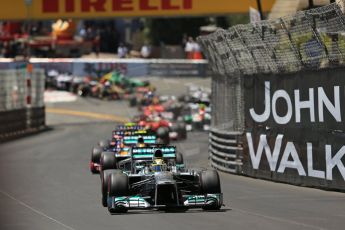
[
  {"x1": 151, "y1": 149, "x2": 166, "y2": 172},
  {"x1": 153, "y1": 115, "x2": 161, "y2": 122},
  {"x1": 147, "y1": 91, "x2": 154, "y2": 98},
  {"x1": 136, "y1": 136, "x2": 146, "y2": 147}
]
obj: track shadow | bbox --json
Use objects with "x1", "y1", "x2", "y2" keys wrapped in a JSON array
[{"x1": 110, "y1": 208, "x2": 231, "y2": 216}]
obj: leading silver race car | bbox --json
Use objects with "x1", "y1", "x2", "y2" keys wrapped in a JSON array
[{"x1": 104, "y1": 146, "x2": 223, "y2": 214}]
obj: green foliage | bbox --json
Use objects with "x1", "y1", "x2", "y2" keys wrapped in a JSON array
[
  {"x1": 145, "y1": 17, "x2": 209, "y2": 45},
  {"x1": 226, "y1": 14, "x2": 250, "y2": 27}
]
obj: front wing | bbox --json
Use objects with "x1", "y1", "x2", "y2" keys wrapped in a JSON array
[{"x1": 107, "y1": 193, "x2": 223, "y2": 211}]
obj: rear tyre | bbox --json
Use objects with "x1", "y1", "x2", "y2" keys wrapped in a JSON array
[
  {"x1": 101, "y1": 169, "x2": 121, "y2": 207},
  {"x1": 100, "y1": 152, "x2": 117, "y2": 171},
  {"x1": 90, "y1": 146, "x2": 102, "y2": 174},
  {"x1": 200, "y1": 170, "x2": 221, "y2": 210},
  {"x1": 91, "y1": 147, "x2": 102, "y2": 163},
  {"x1": 108, "y1": 172, "x2": 129, "y2": 213},
  {"x1": 156, "y1": 127, "x2": 170, "y2": 145},
  {"x1": 176, "y1": 152, "x2": 184, "y2": 165},
  {"x1": 169, "y1": 124, "x2": 179, "y2": 140},
  {"x1": 177, "y1": 122, "x2": 187, "y2": 140}
]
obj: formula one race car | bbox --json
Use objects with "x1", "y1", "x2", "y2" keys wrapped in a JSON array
[
  {"x1": 133, "y1": 115, "x2": 187, "y2": 143},
  {"x1": 90, "y1": 125, "x2": 152, "y2": 174},
  {"x1": 90, "y1": 130, "x2": 156, "y2": 175},
  {"x1": 182, "y1": 103, "x2": 211, "y2": 131},
  {"x1": 100, "y1": 144, "x2": 184, "y2": 207},
  {"x1": 104, "y1": 146, "x2": 223, "y2": 213},
  {"x1": 128, "y1": 87, "x2": 156, "y2": 108},
  {"x1": 179, "y1": 85, "x2": 211, "y2": 106}
]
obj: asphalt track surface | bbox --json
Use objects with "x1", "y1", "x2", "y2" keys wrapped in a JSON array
[{"x1": 0, "y1": 77, "x2": 345, "y2": 230}]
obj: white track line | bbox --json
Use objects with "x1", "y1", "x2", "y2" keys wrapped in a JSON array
[{"x1": 0, "y1": 189, "x2": 76, "y2": 230}]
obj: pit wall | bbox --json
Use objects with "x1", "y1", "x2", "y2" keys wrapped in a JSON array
[{"x1": 211, "y1": 67, "x2": 345, "y2": 191}]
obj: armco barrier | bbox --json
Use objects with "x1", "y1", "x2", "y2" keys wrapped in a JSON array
[
  {"x1": 27, "y1": 107, "x2": 46, "y2": 129},
  {"x1": 0, "y1": 107, "x2": 45, "y2": 142},
  {"x1": 209, "y1": 129, "x2": 243, "y2": 174},
  {"x1": 0, "y1": 109, "x2": 27, "y2": 135}
]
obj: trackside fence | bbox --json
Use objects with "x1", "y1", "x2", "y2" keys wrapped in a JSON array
[{"x1": 198, "y1": 2, "x2": 345, "y2": 191}]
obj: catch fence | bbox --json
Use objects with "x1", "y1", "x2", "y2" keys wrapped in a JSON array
[{"x1": 198, "y1": 2, "x2": 345, "y2": 190}]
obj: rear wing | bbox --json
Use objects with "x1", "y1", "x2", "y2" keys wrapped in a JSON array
[
  {"x1": 112, "y1": 129, "x2": 148, "y2": 138},
  {"x1": 123, "y1": 135, "x2": 156, "y2": 145},
  {"x1": 131, "y1": 146, "x2": 176, "y2": 160},
  {"x1": 115, "y1": 125, "x2": 145, "y2": 131}
]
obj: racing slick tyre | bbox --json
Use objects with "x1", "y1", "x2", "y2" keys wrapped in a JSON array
[
  {"x1": 169, "y1": 124, "x2": 179, "y2": 140},
  {"x1": 77, "y1": 85, "x2": 90, "y2": 97},
  {"x1": 101, "y1": 169, "x2": 122, "y2": 207},
  {"x1": 90, "y1": 147, "x2": 103, "y2": 174},
  {"x1": 100, "y1": 152, "x2": 117, "y2": 171},
  {"x1": 167, "y1": 104, "x2": 182, "y2": 120},
  {"x1": 108, "y1": 172, "x2": 129, "y2": 213},
  {"x1": 177, "y1": 122, "x2": 187, "y2": 140},
  {"x1": 98, "y1": 139, "x2": 110, "y2": 149},
  {"x1": 176, "y1": 152, "x2": 184, "y2": 165},
  {"x1": 200, "y1": 170, "x2": 221, "y2": 210},
  {"x1": 156, "y1": 127, "x2": 170, "y2": 145},
  {"x1": 91, "y1": 147, "x2": 102, "y2": 163}
]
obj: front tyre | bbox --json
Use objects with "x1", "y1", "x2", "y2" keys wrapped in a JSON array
[
  {"x1": 101, "y1": 169, "x2": 121, "y2": 207},
  {"x1": 108, "y1": 172, "x2": 129, "y2": 213},
  {"x1": 200, "y1": 170, "x2": 221, "y2": 210}
]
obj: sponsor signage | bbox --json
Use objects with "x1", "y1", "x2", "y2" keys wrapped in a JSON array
[
  {"x1": 243, "y1": 69, "x2": 345, "y2": 187},
  {"x1": 249, "y1": 7, "x2": 261, "y2": 23},
  {"x1": 0, "y1": 0, "x2": 275, "y2": 20}
]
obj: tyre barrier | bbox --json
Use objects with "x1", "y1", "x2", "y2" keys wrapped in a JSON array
[
  {"x1": 0, "y1": 107, "x2": 45, "y2": 142},
  {"x1": 209, "y1": 128, "x2": 243, "y2": 174}
]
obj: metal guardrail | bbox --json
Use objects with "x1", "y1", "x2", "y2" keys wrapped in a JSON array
[
  {"x1": 0, "y1": 107, "x2": 46, "y2": 142},
  {"x1": 209, "y1": 129, "x2": 243, "y2": 174},
  {"x1": 0, "y1": 109, "x2": 27, "y2": 135}
]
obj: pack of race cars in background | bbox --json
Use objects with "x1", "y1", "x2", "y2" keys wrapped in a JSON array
[
  {"x1": 46, "y1": 70, "x2": 212, "y2": 133},
  {"x1": 90, "y1": 123, "x2": 223, "y2": 214}
]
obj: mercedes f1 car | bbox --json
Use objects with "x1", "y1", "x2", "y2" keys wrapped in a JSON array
[
  {"x1": 103, "y1": 146, "x2": 223, "y2": 213},
  {"x1": 90, "y1": 131, "x2": 156, "y2": 174}
]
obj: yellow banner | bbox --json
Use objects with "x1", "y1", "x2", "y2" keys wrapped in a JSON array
[{"x1": 0, "y1": 0, "x2": 275, "y2": 20}]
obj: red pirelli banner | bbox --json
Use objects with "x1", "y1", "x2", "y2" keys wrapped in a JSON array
[{"x1": 0, "y1": 0, "x2": 275, "y2": 20}]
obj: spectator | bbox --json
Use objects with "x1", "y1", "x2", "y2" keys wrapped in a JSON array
[
  {"x1": 117, "y1": 43, "x2": 128, "y2": 58},
  {"x1": 140, "y1": 43, "x2": 151, "y2": 58},
  {"x1": 185, "y1": 36, "x2": 194, "y2": 59},
  {"x1": 79, "y1": 25, "x2": 86, "y2": 38},
  {"x1": 192, "y1": 41, "x2": 203, "y2": 59}
]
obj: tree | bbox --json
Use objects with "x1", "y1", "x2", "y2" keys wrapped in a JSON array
[{"x1": 146, "y1": 17, "x2": 209, "y2": 46}]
